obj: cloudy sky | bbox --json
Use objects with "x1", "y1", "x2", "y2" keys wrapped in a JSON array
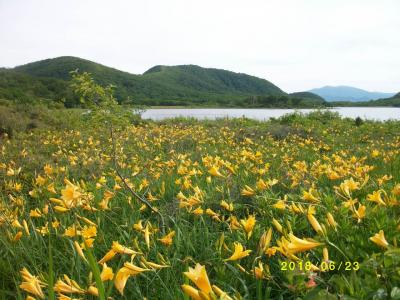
[{"x1": 0, "y1": 0, "x2": 399, "y2": 92}]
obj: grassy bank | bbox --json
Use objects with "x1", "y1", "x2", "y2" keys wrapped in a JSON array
[{"x1": 0, "y1": 108, "x2": 400, "y2": 299}]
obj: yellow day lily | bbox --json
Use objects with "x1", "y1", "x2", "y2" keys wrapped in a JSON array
[
  {"x1": 19, "y1": 268, "x2": 46, "y2": 299},
  {"x1": 181, "y1": 284, "x2": 202, "y2": 300},
  {"x1": 323, "y1": 247, "x2": 329, "y2": 262},
  {"x1": 258, "y1": 227, "x2": 273, "y2": 254},
  {"x1": 371, "y1": 149, "x2": 380, "y2": 158},
  {"x1": 29, "y1": 208, "x2": 42, "y2": 218},
  {"x1": 224, "y1": 242, "x2": 252, "y2": 261},
  {"x1": 273, "y1": 200, "x2": 286, "y2": 210},
  {"x1": 205, "y1": 208, "x2": 221, "y2": 222},
  {"x1": 353, "y1": 204, "x2": 366, "y2": 223},
  {"x1": 100, "y1": 263, "x2": 114, "y2": 281},
  {"x1": 326, "y1": 212, "x2": 338, "y2": 229},
  {"x1": 13, "y1": 231, "x2": 23, "y2": 242},
  {"x1": 183, "y1": 263, "x2": 212, "y2": 294},
  {"x1": 256, "y1": 178, "x2": 268, "y2": 190},
  {"x1": 140, "y1": 257, "x2": 170, "y2": 270},
  {"x1": 367, "y1": 190, "x2": 386, "y2": 206},
  {"x1": 73, "y1": 241, "x2": 87, "y2": 262},
  {"x1": 302, "y1": 187, "x2": 319, "y2": 202},
  {"x1": 114, "y1": 262, "x2": 149, "y2": 295},
  {"x1": 98, "y1": 241, "x2": 138, "y2": 264},
  {"x1": 208, "y1": 166, "x2": 224, "y2": 177},
  {"x1": 133, "y1": 220, "x2": 144, "y2": 231},
  {"x1": 60, "y1": 179, "x2": 82, "y2": 208},
  {"x1": 212, "y1": 285, "x2": 234, "y2": 300},
  {"x1": 254, "y1": 261, "x2": 269, "y2": 280},
  {"x1": 87, "y1": 286, "x2": 99, "y2": 296},
  {"x1": 392, "y1": 184, "x2": 400, "y2": 196},
  {"x1": 228, "y1": 215, "x2": 241, "y2": 230},
  {"x1": 277, "y1": 233, "x2": 323, "y2": 256},
  {"x1": 220, "y1": 200, "x2": 234, "y2": 212},
  {"x1": 240, "y1": 215, "x2": 256, "y2": 239},
  {"x1": 336, "y1": 178, "x2": 360, "y2": 198},
  {"x1": 158, "y1": 230, "x2": 176, "y2": 246},
  {"x1": 241, "y1": 185, "x2": 255, "y2": 196},
  {"x1": 47, "y1": 183, "x2": 57, "y2": 194},
  {"x1": 370, "y1": 230, "x2": 389, "y2": 248},
  {"x1": 53, "y1": 275, "x2": 85, "y2": 294},
  {"x1": 192, "y1": 207, "x2": 204, "y2": 215},
  {"x1": 307, "y1": 213, "x2": 323, "y2": 234},
  {"x1": 144, "y1": 223, "x2": 151, "y2": 249}
]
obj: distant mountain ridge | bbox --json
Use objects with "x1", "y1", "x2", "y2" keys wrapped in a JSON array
[{"x1": 309, "y1": 85, "x2": 395, "y2": 102}]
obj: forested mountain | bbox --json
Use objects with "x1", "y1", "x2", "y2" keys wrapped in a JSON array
[{"x1": 7, "y1": 56, "x2": 288, "y2": 106}]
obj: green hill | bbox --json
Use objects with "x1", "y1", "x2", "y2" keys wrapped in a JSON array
[
  {"x1": 289, "y1": 92, "x2": 325, "y2": 102},
  {"x1": 10, "y1": 56, "x2": 286, "y2": 106},
  {"x1": 364, "y1": 92, "x2": 400, "y2": 107},
  {"x1": 331, "y1": 92, "x2": 400, "y2": 107}
]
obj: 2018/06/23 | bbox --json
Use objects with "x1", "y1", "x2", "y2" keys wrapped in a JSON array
[{"x1": 280, "y1": 260, "x2": 360, "y2": 272}]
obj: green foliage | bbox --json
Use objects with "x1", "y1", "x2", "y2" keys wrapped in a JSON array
[
  {"x1": 242, "y1": 94, "x2": 326, "y2": 108},
  {"x1": 0, "y1": 101, "x2": 83, "y2": 136},
  {"x1": 70, "y1": 71, "x2": 140, "y2": 127},
  {"x1": 0, "y1": 69, "x2": 78, "y2": 107},
  {"x1": 331, "y1": 93, "x2": 400, "y2": 107}
]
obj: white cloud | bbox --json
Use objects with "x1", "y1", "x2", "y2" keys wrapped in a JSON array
[{"x1": 0, "y1": 0, "x2": 399, "y2": 92}]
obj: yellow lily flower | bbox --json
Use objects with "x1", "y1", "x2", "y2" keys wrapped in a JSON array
[
  {"x1": 240, "y1": 215, "x2": 256, "y2": 239},
  {"x1": 370, "y1": 230, "x2": 389, "y2": 248},
  {"x1": 302, "y1": 187, "x2": 319, "y2": 202},
  {"x1": 212, "y1": 285, "x2": 234, "y2": 300},
  {"x1": 100, "y1": 263, "x2": 114, "y2": 281},
  {"x1": 241, "y1": 185, "x2": 255, "y2": 196},
  {"x1": 181, "y1": 284, "x2": 202, "y2": 300},
  {"x1": 19, "y1": 268, "x2": 46, "y2": 299},
  {"x1": 220, "y1": 200, "x2": 234, "y2": 212},
  {"x1": 367, "y1": 190, "x2": 386, "y2": 206},
  {"x1": 258, "y1": 227, "x2": 273, "y2": 253},
  {"x1": 276, "y1": 233, "x2": 322, "y2": 256},
  {"x1": 208, "y1": 166, "x2": 224, "y2": 177},
  {"x1": 158, "y1": 230, "x2": 176, "y2": 246},
  {"x1": 54, "y1": 275, "x2": 85, "y2": 294},
  {"x1": 352, "y1": 204, "x2": 366, "y2": 223},
  {"x1": 183, "y1": 263, "x2": 212, "y2": 294},
  {"x1": 114, "y1": 262, "x2": 149, "y2": 295},
  {"x1": 307, "y1": 213, "x2": 323, "y2": 233},
  {"x1": 224, "y1": 242, "x2": 252, "y2": 261},
  {"x1": 326, "y1": 212, "x2": 338, "y2": 229}
]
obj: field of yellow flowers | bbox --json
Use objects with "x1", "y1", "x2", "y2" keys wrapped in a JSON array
[{"x1": 1, "y1": 111, "x2": 400, "y2": 299}]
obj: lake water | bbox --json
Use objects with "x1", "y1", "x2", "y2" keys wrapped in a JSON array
[{"x1": 141, "y1": 107, "x2": 400, "y2": 121}]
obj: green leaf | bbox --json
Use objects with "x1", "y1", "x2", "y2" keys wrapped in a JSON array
[{"x1": 303, "y1": 288, "x2": 338, "y2": 300}]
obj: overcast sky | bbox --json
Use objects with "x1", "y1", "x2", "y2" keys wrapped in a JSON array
[{"x1": 0, "y1": 0, "x2": 399, "y2": 93}]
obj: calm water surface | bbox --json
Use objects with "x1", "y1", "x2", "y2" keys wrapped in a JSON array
[{"x1": 141, "y1": 107, "x2": 400, "y2": 121}]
